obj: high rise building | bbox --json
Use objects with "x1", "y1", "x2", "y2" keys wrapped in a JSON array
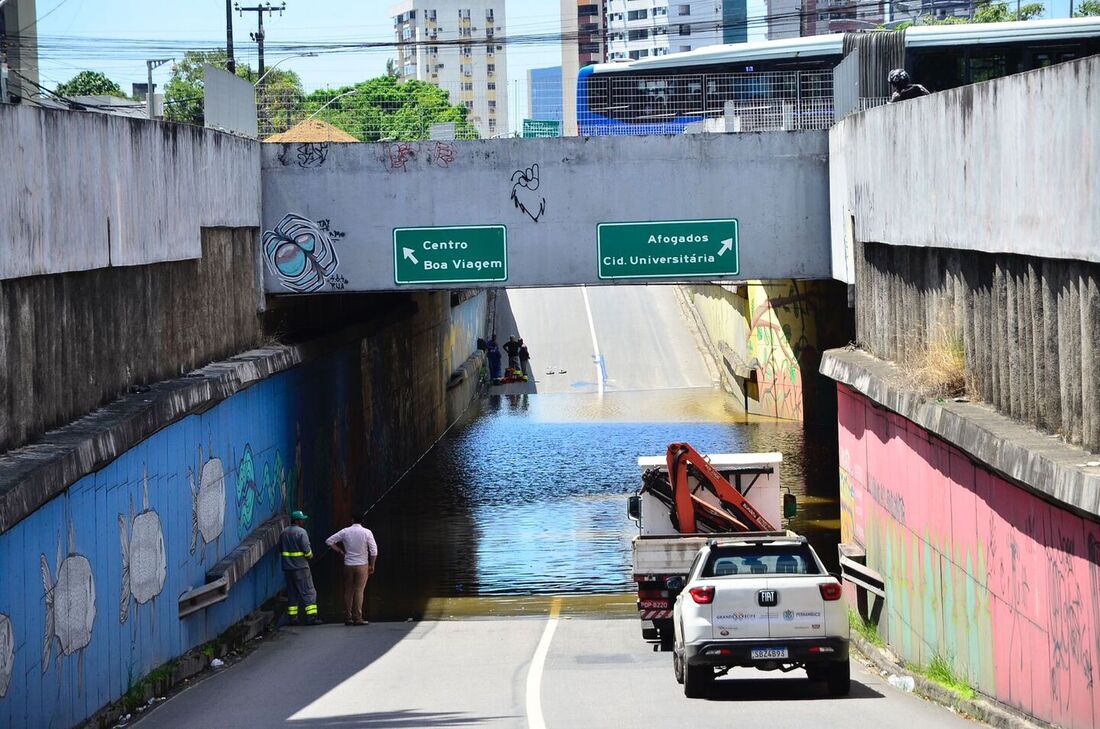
[
  {"x1": 391, "y1": 1, "x2": 508, "y2": 138},
  {"x1": 605, "y1": 1, "x2": 760, "y2": 62},
  {"x1": 561, "y1": 0, "x2": 606, "y2": 136},
  {"x1": 527, "y1": 66, "x2": 564, "y2": 124}
]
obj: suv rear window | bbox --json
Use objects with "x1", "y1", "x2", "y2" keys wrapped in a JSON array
[{"x1": 701, "y1": 544, "x2": 820, "y2": 577}]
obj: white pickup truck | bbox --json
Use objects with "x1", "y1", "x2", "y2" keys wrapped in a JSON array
[
  {"x1": 628, "y1": 446, "x2": 791, "y2": 649},
  {"x1": 670, "y1": 534, "x2": 850, "y2": 698}
]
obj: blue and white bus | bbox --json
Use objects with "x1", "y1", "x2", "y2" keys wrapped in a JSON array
[{"x1": 577, "y1": 17, "x2": 1100, "y2": 135}]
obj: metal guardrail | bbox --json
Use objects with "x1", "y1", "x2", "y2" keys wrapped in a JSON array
[
  {"x1": 178, "y1": 513, "x2": 288, "y2": 618},
  {"x1": 838, "y1": 542, "x2": 885, "y2": 625}
]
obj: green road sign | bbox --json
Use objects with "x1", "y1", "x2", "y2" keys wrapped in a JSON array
[
  {"x1": 523, "y1": 119, "x2": 561, "y2": 138},
  {"x1": 393, "y1": 225, "x2": 508, "y2": 285},
  {"x1": 597, "y1": 219, "x2": 739, "y2": 280}
]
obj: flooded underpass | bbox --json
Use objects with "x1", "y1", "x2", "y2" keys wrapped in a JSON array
[{"x1": 314, "y1": 387, "x2": 840, "y2": 622}]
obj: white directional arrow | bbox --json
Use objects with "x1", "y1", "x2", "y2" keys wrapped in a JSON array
[
  {"x1": 403, "y1": 247, "x2": 419, "y2": 265},
  {"x1": 717, "y1": 238, "x2": 734, "y2": 257}
]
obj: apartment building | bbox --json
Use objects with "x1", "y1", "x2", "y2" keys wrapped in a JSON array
[
  {"x1": 561, "y1": 0, "x2": 606, "y2": 135},
  {"x1": 391, "y1": 1, "x2": 508, "y2": 138},
  {"x1": 605, "y1": 0, "x2": 762, "y2": 62}
]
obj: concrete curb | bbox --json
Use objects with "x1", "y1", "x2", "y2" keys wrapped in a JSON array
[{"x1": 850, "y1": 633, "x2": 1055, "y2": 729}]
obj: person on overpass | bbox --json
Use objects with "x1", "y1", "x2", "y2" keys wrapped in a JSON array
[
  {"x1": 280, "y1": 510, "x2": 322, "y2": 625},
  {"x1": 887, "y1": 69, "x2": 931, "y2": 103},
  {"x1": 325, "y1": 515, "x2": 379, "y2": 626}
]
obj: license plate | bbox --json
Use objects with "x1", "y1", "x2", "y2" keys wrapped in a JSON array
[{"x1": 751, "y1": 647, "x2": 789, "y2": 660}]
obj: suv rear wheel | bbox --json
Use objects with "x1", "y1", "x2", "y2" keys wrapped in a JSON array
[
  {"x1": 826, "y1": 659, "x2": 851, "y2": 696},
  {"x1": 673, "y1": 649, "x2": 685, "y2": 684},
  {"x1": 683, "y1": 663, "x2": 713, "y2": 698}
]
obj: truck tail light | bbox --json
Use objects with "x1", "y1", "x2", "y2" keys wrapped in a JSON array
[
  {"x1": 819, "y1": 582, "x2": 842, "y2": 601},
  {"x1": 689, "y1": 586, "x2": 715, "y2": 604},
  {"x1": 638, "y1": 588, "x2": 668, "y2": 600}
]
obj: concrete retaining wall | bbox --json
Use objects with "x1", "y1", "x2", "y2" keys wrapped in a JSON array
[
  {"x1": 854, "y1": 240, "x2": 1100, "y2": 453},
  {"x1": 837, "y1": 381, "x2": 1100, "y2": 729},
  {"x1": 682, "y1": 280, "x2": 851, "y2": 424},
  {"x1": 0, "y1": 105, "x2": 260, "y2": 278},
  {"x1": 0, "y1": 227, "x2": 264, "y2": 454},
  {"x1": 0, "y1": 290, "x2": 487, "y2": 727},
  {"x1": 829, "y1": 55, "x2": 1100, "y2": 284}
]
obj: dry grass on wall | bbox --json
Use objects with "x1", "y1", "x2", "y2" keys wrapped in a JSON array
[{"x1": 902, "y1": 328, "x2": 968, "y2": 399}]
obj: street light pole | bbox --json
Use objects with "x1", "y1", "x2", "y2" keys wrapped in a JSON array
[
  {"x1": 254, "y1": 51, "x2": 317, "y2": 86},
  {"x1": 306, "y1": 90, "x2": 358, "y2": 121},
  {"x1": 145, "y1": 58, "x2": 171, "y2": 119}
]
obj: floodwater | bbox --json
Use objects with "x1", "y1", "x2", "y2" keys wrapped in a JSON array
[{"x1": 318, "y1": 388, "x2": 839, "y2": 621}]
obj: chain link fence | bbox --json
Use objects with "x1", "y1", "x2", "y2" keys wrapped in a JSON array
[{"x1": 256, "y1": 70, "x2": 836, "y2": 141}]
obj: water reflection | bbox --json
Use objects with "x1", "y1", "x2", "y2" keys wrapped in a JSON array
[{"x1": 318, "y1": 388, "x2": 839, "y2": 620}]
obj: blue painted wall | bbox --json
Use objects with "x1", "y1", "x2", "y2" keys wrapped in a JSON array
[{"x1": 0, "y1": 345, "x2": 360, "y2": 728}]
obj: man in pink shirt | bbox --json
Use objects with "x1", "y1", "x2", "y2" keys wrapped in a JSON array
[{"x1": 325, "y1": 516, "x2": 379, "y2": 626}]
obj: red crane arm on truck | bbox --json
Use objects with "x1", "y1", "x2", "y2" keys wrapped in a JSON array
[{"x1": 667, "y1": 442, "x2": 775, "y2": 534}]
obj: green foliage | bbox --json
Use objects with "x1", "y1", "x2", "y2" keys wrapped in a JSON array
[
  {"x1": 1074, "y1": 0, "x2": 1100, "y2": 15},
  {"x1": 849, "y1": 609, "x2": 885, "y2": 648},
  {"x1": 917, "y1": 0, "x2": 1045, "y2": 23},
  {"x1": 164, "y1": 50, "x2": 228, "y2": 125},
  {"x1": 924, "y1": 653, "x2": 976, "y2": 700},
  {"x1": 164, "y1": 49, "x2": 304, "y2": 128},
  {"x1": 55, "y1": 70, "x2": 127, "y2": 98},
  {"x1": 302, "y1": 76, "x2": 479, "y2": 141}
]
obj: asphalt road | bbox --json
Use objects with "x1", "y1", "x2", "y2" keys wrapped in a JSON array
[
  {"x1": 136, "y1": 615, "x2": 980, "y2": 729},
  {"x1": 494, "y1": 285, "x2": 717, "y2": 394}
]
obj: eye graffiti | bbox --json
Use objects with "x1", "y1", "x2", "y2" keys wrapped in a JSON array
[{"x1": 262, "y1": 214, "x2": 344, "y2": 293}]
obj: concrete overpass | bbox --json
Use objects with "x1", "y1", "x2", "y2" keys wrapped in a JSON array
[{"x1": 261, "y1": 132, "x2": 832, "y2": 293}]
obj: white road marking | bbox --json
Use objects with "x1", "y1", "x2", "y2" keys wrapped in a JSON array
[
  {"x1": 525, "y1": 599, "x2": 561, "y2": 729},
  {"x1": 580, "y1": 286, "x2": 605, "y2": 396}
]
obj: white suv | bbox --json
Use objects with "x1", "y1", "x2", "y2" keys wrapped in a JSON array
[{"x1": 671, "y1": 535, "x2": 850, "y2": 698}]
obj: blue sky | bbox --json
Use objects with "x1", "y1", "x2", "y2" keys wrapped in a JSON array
[
  {"x1": 32, "y1": 0, "x2": 564, "y2": 93},
  {"x1": 29, "y1": 0, "x2": 1082, "y2": 95}
]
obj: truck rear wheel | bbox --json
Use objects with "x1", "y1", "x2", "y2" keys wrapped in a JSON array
[
  {"x1": 826, "y1": 659, "x2": 851, "y2": 696},
  {"x1": 683, "y1": 663, "x2": 713, "y2": 698}
]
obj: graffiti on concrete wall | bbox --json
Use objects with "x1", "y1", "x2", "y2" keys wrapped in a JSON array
[
  {"x1": 262, "y1": 213, "x2": 344, "y2": 293},
  {"x1": 0, "y1": 615, "x2": 12, "y2": 698},
  {"x1": 40, "y1": 521, "x2": 95, "y2": 677},
  {"x1": 838, "y1": 383, "x2": 1100, "y2": 729},
  {"x1": 236, "y1": 444, "x2": 292, "y2": 539},
  {"x1": 277, "y1": 142, "x2": 330, "y2": 168},
  {"x1": 746, "y1": 283, "x2": 819, "y2": 421},
  {"x1": 510, "y1": 164, "x2": 546, "y2": 223},
  {"x1": 118, "y1": 471, "x2": 167, "y2": 623},
  {"x1": 190, "y1": 448, "x2": 226, "y2": 559},
  {"x1": 379, "y1": 140, "x2": 457, "y2": 172}
]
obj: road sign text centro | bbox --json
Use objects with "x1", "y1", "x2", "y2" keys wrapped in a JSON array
[
  {"x1": 393, "y1": 225, "x2": 508, "y2": 285},
  {"x1": 597, "y1": 219, "x2": 739, "y2": 280}
]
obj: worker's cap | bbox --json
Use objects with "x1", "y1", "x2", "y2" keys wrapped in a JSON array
[{"x1": 290, "y1": 510, "x2": 310, "y2": 521}]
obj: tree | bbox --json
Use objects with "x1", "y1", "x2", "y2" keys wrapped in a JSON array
[
  {"x1": 164, "y1": 50, "x2": 228, "y2": 125},
  {"x1": 163, "y1": 49, "x2": 304, "y2": 131},
  {"x1": 916, "y1": 0, "x2": 1045, "y2": 24},
  {"x1": 385, "y1": 58, "x2": 399, "y2": 78},
  {"x1": 303, "y1": 76, "x2": 479, "y2": 141},
  {"x1": 55, "y1": 71, "x2": 127, "y2": 98},
  {"x1": 1074, "y1": 0, "x2": 1100, "y2": 15}
]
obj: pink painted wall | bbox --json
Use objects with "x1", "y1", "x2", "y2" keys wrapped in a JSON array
[{"x1": 838, "y1": 384, "x2": 1100, "y2": 729}]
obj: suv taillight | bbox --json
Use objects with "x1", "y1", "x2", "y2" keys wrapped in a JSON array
[
  {"x1": 689, "y1": 586, "x2": 715, "y2": 604},
  {"x1": 819, "y1": 582, "x2": 842, "y2": 601}
]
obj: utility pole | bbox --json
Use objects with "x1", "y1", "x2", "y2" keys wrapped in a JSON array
[
  {"x1": 225, "y1": 0, "x2": 235, "y2": 73},
  {"x1": 235, "y1": 2, "x2": 286, "y2": 79},
  {"x1": 145, "y1": 58, "x2": 171, "y2": 119}
]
